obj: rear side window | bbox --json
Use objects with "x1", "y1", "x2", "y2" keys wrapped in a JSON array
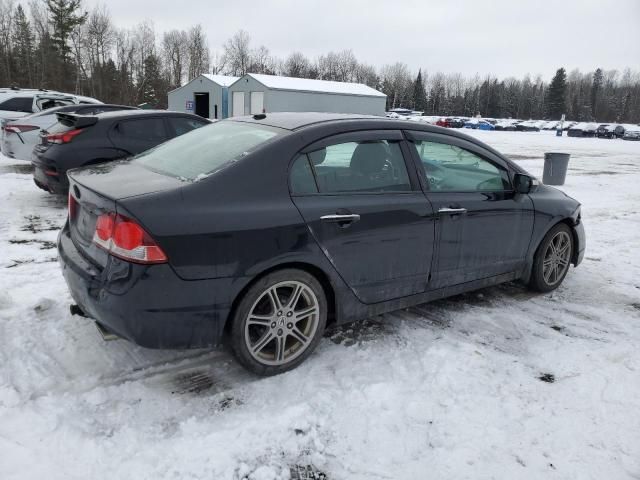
[
  {"x1": 116, "y1": 118, "x2": 166, "y2": 141},
  {"x1": 0, "y1": 96, "x2": 33, "y2": 113},
  {"x1": 168, "y1": 116, "x2": 208, "y2": 136},
  {"x1": 36, "y1": 98, "x2": 74, "y2": 110},
  {"x1": 306, "y1": 140, "x2": 411, "y2": 193},
  {"x1": 134, "y1": 121, "x2": 283, "y2": 181},
  {"x1": 290, "y1": 155, "x2": 318, "y2": 195}
]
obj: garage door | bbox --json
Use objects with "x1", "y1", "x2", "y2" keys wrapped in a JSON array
[
  {"x1": 250, "y1": 92, "x2": 264, "y2": 115},
  {"x1": 232, "y1": 92, "x2": 245, "y2": 117}
]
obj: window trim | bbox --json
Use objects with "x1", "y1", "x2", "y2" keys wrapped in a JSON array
[
  {"x1": 404, "y1": 131, "x2": 514, "y2": 193},
  {"x1": 290, "y1": 130, "x2": 420, "y2": 196}
]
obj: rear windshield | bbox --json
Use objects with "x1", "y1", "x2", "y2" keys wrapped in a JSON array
[{"x1": 134, "y1": 121, "x2": 283, "y2": 181}]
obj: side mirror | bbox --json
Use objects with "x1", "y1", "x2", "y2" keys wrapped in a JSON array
[{"x1": 514, "y1": 173, "x2": 538, "y2": 194}]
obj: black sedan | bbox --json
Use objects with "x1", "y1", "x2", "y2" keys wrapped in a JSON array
[
  {"x1": 32, "y1": 110, "x2": 210, "y2": 194},
  {"x1": 59, "y1": 113, "x2": 586, "y2": 376}
]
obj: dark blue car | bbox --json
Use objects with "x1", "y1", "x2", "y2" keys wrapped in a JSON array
[{"x1": 59, "y1": 113, "x2": 585, "y2": 375}]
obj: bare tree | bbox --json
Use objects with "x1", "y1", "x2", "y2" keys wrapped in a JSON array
[
  {"x1": 0, "y1": 0, "x2": 16, "y2": 84},
  {"x1": 162, "y1": 29, "x2": 187, "y2": 87},
  {"x1": 282, "y1": 51, "x2": 310, "y2": 78},
  {"x1": 222, "y1": 29, "x2": 251, "y2": 76},
  {"x1": 187, "y1": 24, "x2": 209, "y2": 80}
]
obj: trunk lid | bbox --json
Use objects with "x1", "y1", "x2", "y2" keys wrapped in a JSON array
[{"x1": 68, "y1": 161, "x2": 185, "y2": 267}]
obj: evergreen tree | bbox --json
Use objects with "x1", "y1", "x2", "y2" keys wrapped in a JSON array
[
  {"x1": 590, "y1": 68, "x2": 603, "y2": 118},
  {"x1": 46, "y1": 0, "x2": 87, "y2": 61},
  {"x1": 412, "y1": 69, "x2": 427, "y2": 111},
  {"x1": 12, "y1": 5, "x2": 34, "y2": 86},
  {"x1": 545, "y1": 67, "x2": 567, "y2": 119},
  {"x1": 141, "y1": 54, "x2": 167, "y2": 107}
]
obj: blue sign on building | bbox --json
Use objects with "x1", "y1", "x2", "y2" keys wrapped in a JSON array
[{"x1": 185, "y1": 100, "x2": 194, "y2": 111}]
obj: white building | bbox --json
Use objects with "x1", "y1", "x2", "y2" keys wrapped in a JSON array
[
  {"x1": 167, "y1": 74, "x2": 239, "y2": 120},
  {"x1": 227, "y1": 73, "x2": 387, "y2": 117}
]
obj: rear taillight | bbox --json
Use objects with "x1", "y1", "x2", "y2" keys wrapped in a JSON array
[
  {"x1": 4, "y1": 125, "x2": 39, "y2": 134},
  {"x1": 92, "y1": 213, "x2": 167, "y2": 264},
  {"x1": 68, "y1": 191, "x2": 78, "y2": 220},
  {"x1": 46, "y1": 128, "x2": 84, "y2": 144}
]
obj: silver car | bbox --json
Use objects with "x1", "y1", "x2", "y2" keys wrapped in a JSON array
[{"x1": 1, "y1": 104, "x2": 137, "y2": 160}]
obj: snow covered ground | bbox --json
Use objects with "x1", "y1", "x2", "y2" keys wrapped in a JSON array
[{"x1": 0, "y1": 131, "x2": 639, "y2": 480}]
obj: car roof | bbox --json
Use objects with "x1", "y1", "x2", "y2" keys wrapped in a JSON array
[
  {"x1": 228, "y1": 111, "x2": 486, "y2": 137},
  {"x1": 229, "y1": 112, "x2": 393, "y2": 131}
]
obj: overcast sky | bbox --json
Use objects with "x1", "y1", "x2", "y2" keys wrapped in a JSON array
[{"x1": 96, "y1": 0, "x2": 640, "y2": 80}]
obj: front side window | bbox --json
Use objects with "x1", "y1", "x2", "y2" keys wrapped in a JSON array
[
  {"x1": 0, "y1": 96, "x2": 33, "y2": 113},
  {"x1": 306, "y1": 140, "x2": 411, "y2": 193},
  {"x1": 413, "y1": 140, "x2": 510, "y2": 192},
  {"x1": 135, "y1": 121, "x2": 283, "y2": 181}
]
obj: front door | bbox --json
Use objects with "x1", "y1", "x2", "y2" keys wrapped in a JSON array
[
  {"x1": 290, "y1": 131, "x2": 436, "y2": 304},
  {"x1": 406, "y1": 132, "x2": 534, "y2": 288},
  {"x1": 194, "y1": 92, "x2": 209, "y2": 118}
]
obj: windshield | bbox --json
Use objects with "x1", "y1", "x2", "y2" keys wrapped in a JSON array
[{"x1": 134, "y1": 121, "x2": 284, "y2": 180}]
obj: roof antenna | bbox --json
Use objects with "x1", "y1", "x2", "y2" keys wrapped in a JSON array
[{"x1": 253, "y1": 113, "x2": 266, "y2": 120}]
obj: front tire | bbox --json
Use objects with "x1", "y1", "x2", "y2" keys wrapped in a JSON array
[
  {"x1": 230, "y1": 269, "x2": 327, "y2": 376},
  {"x1": 529, "y1": 223, "x2": 574, "y2": 292}
]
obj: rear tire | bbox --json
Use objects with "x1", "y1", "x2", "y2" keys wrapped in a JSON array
[
  {"x1": 528, "y1": 223, "x2": 573, "y2": 292},
  {"x1": 230, "y1": 269, "x2": 327, "y2": 376}
]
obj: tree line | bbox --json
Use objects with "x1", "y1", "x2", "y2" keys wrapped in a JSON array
[{"x1": 1, "y1": 0, "x2": 639, "y2": 123}]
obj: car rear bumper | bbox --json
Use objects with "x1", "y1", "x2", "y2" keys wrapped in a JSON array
[
  {"x1": 58, "y1": 224, "x2": 240, "y2": 349},
  {"x1": 32, "y1": 163, "x2": 69, "y2": 194}
]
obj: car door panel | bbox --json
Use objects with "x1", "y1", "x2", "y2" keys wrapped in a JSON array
[
  {"x1": 406, "y1": 132, "x2": 535, "y2": 288},
  {"x1": 290, "y1": 132, "x2": 436, "y2": 304},
  {"x1": 294, "y1": 193, "x2": 435, "y2": 303}
]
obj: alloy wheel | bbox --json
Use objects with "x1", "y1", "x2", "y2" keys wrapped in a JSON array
[
  {"x1": 244, "y1": 280, "x2": 320, "y2": 366},
  {"x1": 542, "y1": 231, "x2": 571, "y2": 286}
]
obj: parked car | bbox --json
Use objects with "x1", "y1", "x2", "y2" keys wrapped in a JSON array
[
  {"x1": 494, "y1": 120, "x2": 519, "y2": 131},
  {"x1": 596, "y1": 124, "x2": 625, "y2": 139},
  {"x1": 0, "y1": 89, "x2": 101, "y2": 125},
  {"x1": 464, "y1": 119, "x2": 495, "y2": 130},
  {"x1": 447, "y1": 118, "x2": 466, "y2": 128},
  {"x1": 59, "y1": 112, "x2": 585, "y2": 376},
  {"x1": 623, "y1": 127, "x2": 640, "y2": 140},
  {"x1": 515, "y1": 120, "x2": 541, "y2": 132},
  {"x1": 567, "y1": 122, "x2": 598, "y2": 137},
  {"x1": 32, "y1": 110, "x2": 210, "y2": 194},
  {"x1": 2, "y1": 104, "x2": 137, "y2": 161}
]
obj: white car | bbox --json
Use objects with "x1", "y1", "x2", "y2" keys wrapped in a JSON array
[
  {"x1": 0, "y1": 89, "x2": 101, "y2": 125},
  {"x1": 1, "y1": 103, "x2": 136, "y2": 161}
]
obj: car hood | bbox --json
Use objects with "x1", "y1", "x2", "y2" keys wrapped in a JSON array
[{"x1": 68, "y1": 159, "x2": 187, "y2": 201}]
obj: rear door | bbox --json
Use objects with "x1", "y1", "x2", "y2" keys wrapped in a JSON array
[
  {"x1": 109, "y1": 117, "x2": 169, "y2": 155},
  {"x1": 290, "y1": 130, "x2": 436, "y2": 304},
  {"x1": 406, "y1": 131, "x2": 534, "y2": 288}
]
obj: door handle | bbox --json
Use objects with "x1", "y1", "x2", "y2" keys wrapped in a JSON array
[
  {"x1": 320, "y1": 213, "x2": 361, "y2": 225},
  {"x1": 438, "y1": 207, "x2": 467, "y2": 215}
]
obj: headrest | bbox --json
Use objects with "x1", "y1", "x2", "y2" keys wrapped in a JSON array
[{"x1": 350, "y1": 142, "x2": 388, "y2": 175}]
